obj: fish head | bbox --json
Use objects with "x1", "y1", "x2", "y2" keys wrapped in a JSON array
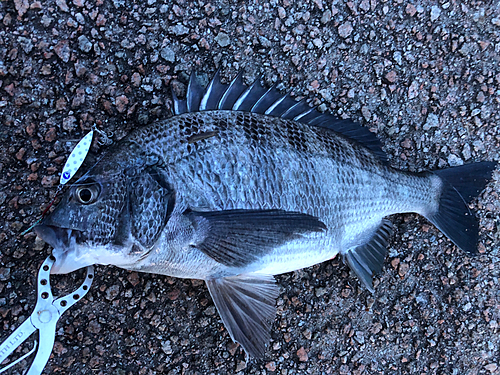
[{"x1": 34, "y1": 148, "x2": 171, "y2": 274}]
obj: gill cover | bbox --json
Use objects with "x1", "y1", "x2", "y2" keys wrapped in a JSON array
[{"x1": 127, "y1": 166, "x2": 175, "y2": 249}]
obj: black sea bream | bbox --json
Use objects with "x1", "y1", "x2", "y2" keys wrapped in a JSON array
[{"x1": 35, "y1": 71, "x2": 496, "y2": 357}]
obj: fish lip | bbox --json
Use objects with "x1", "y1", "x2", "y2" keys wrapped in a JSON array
[{"x1": 34, "y1": 224, "x2": 78, "y2": 250}]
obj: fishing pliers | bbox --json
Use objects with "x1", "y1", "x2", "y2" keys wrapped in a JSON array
[{"x1": 0, "y1": 255, "x2": 94, "y2": 374}]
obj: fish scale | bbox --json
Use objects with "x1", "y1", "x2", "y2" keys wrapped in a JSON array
[{"x1": 34, "y1": 71, "x2": 496, "y2": 358}]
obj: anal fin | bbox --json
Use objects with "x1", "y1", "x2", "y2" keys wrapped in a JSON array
[
  {"x1": 206, "y1": 273, "x2": 280, "y2": 357},
  {"x1": 343, "y1": 220, "x2": 393, "y2": 292}
]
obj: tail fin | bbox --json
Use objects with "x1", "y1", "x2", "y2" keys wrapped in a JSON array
[{"x1": 425, "y1": 161, "x2": 496, "y2": 254}]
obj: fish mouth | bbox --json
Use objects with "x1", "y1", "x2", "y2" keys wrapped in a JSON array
[
  {"x1": 34, "y1": 224, "x2": 76, "y2": 249},
  {"x1": 34, "y1": 225, "x2": 88, "y2": 274}
]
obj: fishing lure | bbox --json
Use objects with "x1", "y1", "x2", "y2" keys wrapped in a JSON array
[{"x1": 21, "y1": 129, "x2": 95, "y2": 235}]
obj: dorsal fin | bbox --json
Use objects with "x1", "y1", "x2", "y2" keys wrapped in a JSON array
[{"x1": 172, "y1": 72, "x2": 388, "y2": 163}]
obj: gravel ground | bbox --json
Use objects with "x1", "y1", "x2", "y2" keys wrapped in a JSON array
[{"x1": 1, "y1": 0, "x2": 499, "y2": 374}]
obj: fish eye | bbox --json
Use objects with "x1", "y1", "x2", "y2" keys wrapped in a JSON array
[{"x1": 75, "y1": 185, "x2": 99, "y2": 205}]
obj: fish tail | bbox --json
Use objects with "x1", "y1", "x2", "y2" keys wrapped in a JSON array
[{"x1": 425, "y1": 161, "x2": 496, "y2": 254}]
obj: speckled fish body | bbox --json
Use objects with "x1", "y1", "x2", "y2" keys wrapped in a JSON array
[
  {"x1": 34, "y1": 72, "x2": 496, "y2": 357},
  {"x1": 125, "y1": 110, "x2": 433, "y2": 279}
]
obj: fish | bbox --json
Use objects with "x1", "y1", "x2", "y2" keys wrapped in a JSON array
[{"x1": 34, "y1": 71, "x2": 497, "y2": 357}]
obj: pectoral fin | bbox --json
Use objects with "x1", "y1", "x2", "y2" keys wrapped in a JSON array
[
  {"x1": 206, "y1": 273, "x2": 280, "y2": 357},
  {"x1": 187, "y1": 209, "x2": 326, "y2": 267}
]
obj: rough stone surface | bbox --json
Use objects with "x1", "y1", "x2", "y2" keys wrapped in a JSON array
[{"x1": 0, "y1": 0, "x2": 499, "y2": 374}]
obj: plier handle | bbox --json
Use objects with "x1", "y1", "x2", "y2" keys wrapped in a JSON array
[{"x1": 0, "y1": 255, "x2": 94, "y2": 374}]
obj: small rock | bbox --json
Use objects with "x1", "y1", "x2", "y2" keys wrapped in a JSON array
[
  {"x1": 131, "y1": 72, "x2": 142, "y2": 87},
  {"x1": 265, "y1": 362, "x2": 276, "y2": 371},
  {"x1": 14, "y1": 0, "x2": 29, "y2": 17},
  {"x1": 401, "y1": 138, "x2": 412, "y2": 149},
  {"x1": 78, "y1": 35, "x2": 92, "y2": 53},
  {"x1": 170, "y1": 24, "x2": 189, "y2": 36},
  {"x1": 278, "y1": 7, "x2": 286, "y2": 19},
  {"x1": 447, "y1": 154, "x2": 464, "y2": 166},
  {"x1": 105, "y1": 285, "x2": 120, "y2": 300},
  {"x1": 88, "y1": 319, "x2": 102, "y2": 334},
  {"x1": 56, "y1": 98, "x2": 67, "y2": 111},
  {"x1": 72, "y1": 88, "x2": 85, "y2": 107},
  {"x1": 41, "y1": 175, "x2": 58, "y2": 187},
  {"x1": 315, "y1": 287, "x2": 327, "y2": 297},
  {"x1": 259, "y1": 36, "x2": 272, "y2": 48},
  {"x1": 406, "y1": 4, "x2": 417, "y2": 16},
  {"x1": 160, "y1": 47, "x2": 176, "y2": 63},
  {"x1": 216, "y1": 32, "x2": 230, "y2": 47},
  {"x1": 338, "y1": 22, "x2": 353, "y2": 38},
  {"x1": 236, "y1": 361, "x2": 247, "y2": 372},
  {"x1": 430, "y1": 6, "x2": 441, "y2": 21},
  {"x1": 75, "y1": 61, "x2": 86, "y2": 77},
  {"x1": 408, "y1": 81, "x2": 419, "y2": 99},
  {"x1": 167, "y1": 289, "x2": 180, "y2": 301},
  {"x1": 312, "y1": 38, "x2": 323, "y2": 48},
  {"x1": 56, "y1": 0, "x2": 69, "y2": 11},
  {"x1": 54, "y1": 40, "x2": 71, "y2": 63},
  {"x1": 359, "y1": 0, "x2": 370, "y2": 12},
  {"x1": 423, "y1": 113, "x2": 439, "y2": 130},
  {"x1": 96, "y1": 14, "x2": 106, "y2": 26},
  {"x1": 34, "y1": 236, "x2": 45, "y2": 250},
  {"x1": 0, "y1": 268, "x2": 10, "y2": 281},
  {"x1": 485, "y1": 364, "x2": 498, "y2": 373},
  {"x1": 462, "y1": 144, "x2": 471, "y2": 160},
  {"x1": 18, "y1": 37, "x2": 33, "y2": 54},
  {"x1": 399, "y1": 263, "x2": 409, "y2": 277},
  {"x1": 45, "y1": 127, "x2": 57, "y2": 142},
  {"x1": 115, "y1": 95, "x2": 129, "y2": 113},
  {"x1": 297, "y1": 347, "x2": 308, "y2": 362},
  {"x1": 161, "y1": 341, "x2": 173, "y2": 355},
  {"x1": 361, "y1": 106, "x2": 371, "y2": 121},
  {"x1": 354, "y1": 331, "x2": 365, "y2": 344},
  {"x1": 62, "y1": 116, "x2": 77, "y2": 131},
  {"x1": 320, "y1": 9, "x2": 331, "y2": 24},
  {"x1": 16, "y1": 148, "x2": 25, "y2": 160},
  {"x1": 127, "y1": 272, "x2": 140, "y2": 286},
  {"x1": 385, "y1": 70, "x2": 397, "y2": 83}
]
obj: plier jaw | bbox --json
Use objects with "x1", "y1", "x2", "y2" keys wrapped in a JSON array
[{"x1": 0, "y1": 255, "x2": 94, "y2": 375}]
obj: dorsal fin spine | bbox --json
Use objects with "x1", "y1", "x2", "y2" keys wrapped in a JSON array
[
  {"x1": 175, "y1": 71, "x2": 389, "y2": 164},
  {"x1": 200, "y1": 70, "x2": 221, "y2": 111},
  {"x1": 265, "y1": 94, "x2": 288, "y2": 115},
  {"x1": 250, "y1": 85, "x2": 275, "y2": 112},
  {"x1": 232, "y1": 85, "x2": 252, "y2": 110},
  {"x1": 293, "y1": 107, "x2": 315, "y2": 121}
]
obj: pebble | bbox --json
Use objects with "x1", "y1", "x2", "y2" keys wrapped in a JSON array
[
  {"x1": 170, "y1": 24, "x2": 189, "y2": 36},
  {"x1": 115, "y1": 95, "x2": 129, "y2": 113},
  {"x1": 338, "y1": 22, "x2": 353, "y2": 38},
  {"x1": 14, "y1": 0, "x2": 29, "y2": 17},
  {"x1": 216, "y1": 32, "x2": 231, "y2": 47},
  {"x1": 423, "y1": 113, "x2": 439, "y2": 130},
  {"x1": 0, "y1": 268, "x2": 10, "y2": 281},
  {"x1": 54, "y1": 40, "x2": 71, "y2": 63},
  {"x1": 408, "y1": 81, "x2": 419, "y2": 99},
  {"x1": 161, "y1": 47, "x2": 176, "y2": 63},
  {"x1": 406, "y1": 4, "x2": 417, "y2": 16},
  {"x1": 78, "y1": 35, "x2": 93, "y2": 53},
  {"x1": 447, "y1": 153, "x2": 464, "y2": 166},
  {"x1": 320, "y1": 9, "x2": 331, "y2": 24},
  {"x1": 385, "y1": 70, "x2": 397, "y2": 83},
  {"x1": 297, "y1": 347, "x2": 309, "y2": 362},
  {"x1": 430, "y1": 6, "x2": 441, "y2": 21}
]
